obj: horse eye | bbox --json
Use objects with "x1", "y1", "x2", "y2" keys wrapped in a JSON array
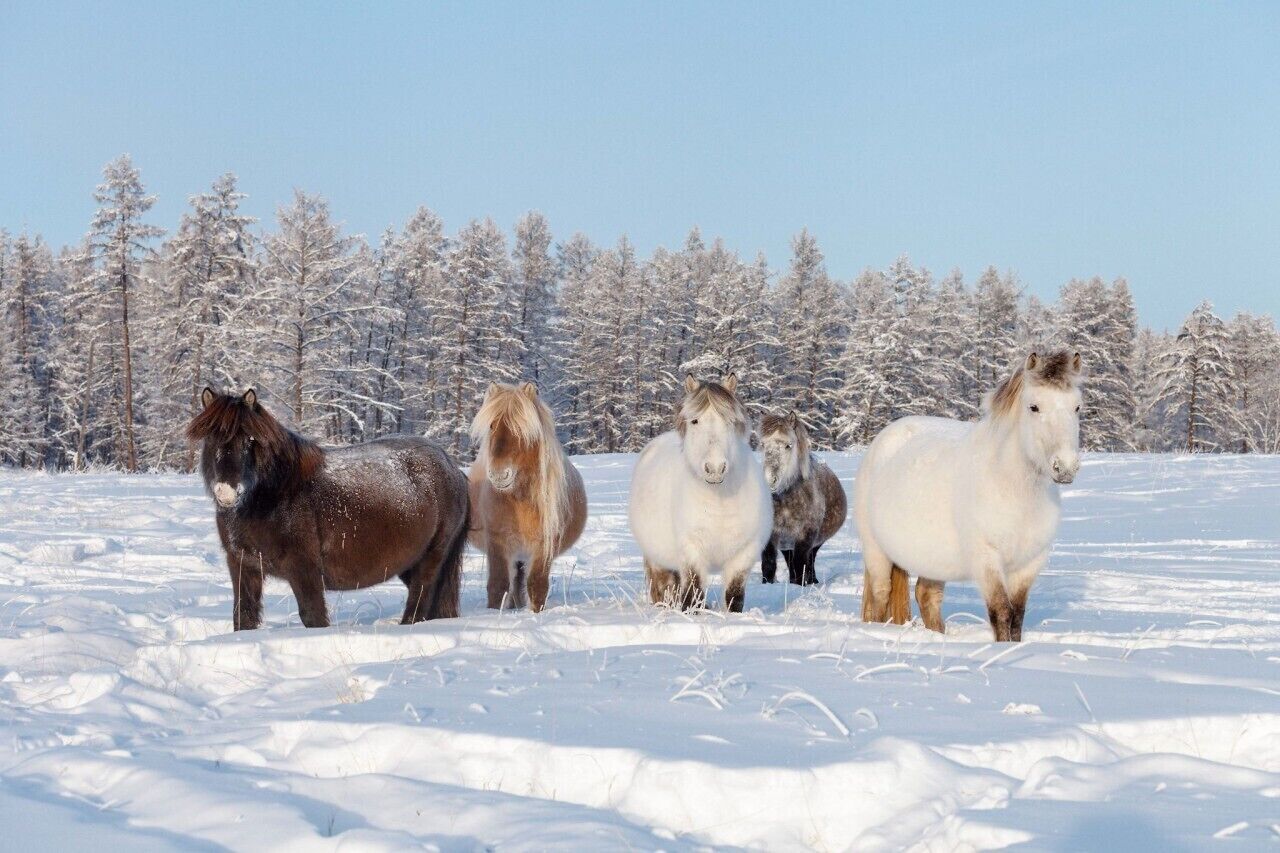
[
  {"x1": 785, "y1": 444, "x2": 792, "y2": 450},
  {"x1": 690, "y1": 419, "x2": 699, "y2": 426},
  {"x1": 1075, "y1": 405, "x2": 1081, "y2": 413},
  {"x1": 1029, "y1": 405, "x2": 1040, "y2": 413}
]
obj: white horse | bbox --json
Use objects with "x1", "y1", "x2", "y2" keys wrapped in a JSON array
[
  {"x1": 629, "y1": 374, "x2": 773, "y2": 612},
  {"x1": 854, "y1": 351, "x2": 1084, "y2": 641}
]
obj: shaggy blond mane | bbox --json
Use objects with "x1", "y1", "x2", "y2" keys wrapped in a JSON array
[{"x1": 470, "y1": 382, "x2": 570, "y2": 560}]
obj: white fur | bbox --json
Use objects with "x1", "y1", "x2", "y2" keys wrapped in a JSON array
[
  {"x1": 629, "y1": 414, "x2": 773, "y2": 600},
  {"x1": 213, "y1": 482, "x2": 239, "y2": 508},
  {"x1": 853, "y1": 373, "x2": 1082, "y2": 602}
]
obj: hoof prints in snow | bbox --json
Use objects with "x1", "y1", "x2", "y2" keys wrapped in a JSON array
[{"x1": 1, "y1": 454, "x2": 1279, "y2": 850}]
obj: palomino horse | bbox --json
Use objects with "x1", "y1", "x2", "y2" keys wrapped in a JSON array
[
  {"x1": 630, "y1": 374, "x2": 772, "y2": 612},
  {"x1": 759, "y1": 412, "x2": 846, "y2": 585},
  {"x1": 187, "y1": 388, "x2": 470, "y2": 629},
  {"x1": 468, "y1": 381, "x2": 587, "y2": 612},
  {"x1": 854, "y1": 351, "x2": 1083, "y2": 642}
]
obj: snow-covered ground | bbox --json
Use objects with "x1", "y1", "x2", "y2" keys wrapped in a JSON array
[{"x1": 1, "y1": 452, "x2": 1278, "y2": 851}]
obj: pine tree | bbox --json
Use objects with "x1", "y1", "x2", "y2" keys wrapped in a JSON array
[
  {"x1": 1226, "y1": 312, "x2": 1280, "y2": 452},
  {"x1": 0, "y1": 234, "x2": 56, "y2": 465},
  {"x1": 84, "y1": 155, "x2": 164, "y2": 471},
  {"x1": 551, "y1": 232, "x2": 598, "y2": 450},
  {"x1": 149, "y1": 173, "x2": 257, "y2": 468},
  {"x1": 772, "y1": 230, "x2": 846, "y2": 447},
  {"x1": 973, "y1": 266, "x2": 1021, "y2": 389},
  {"x1": 511, "y1": 211, "x2": 557, "y2": 385},
  {"x1": 1057, "y1": 277, "x2": 1137, "y2": 450},
  {"x1": 1153, "y1": 301, "x2": 1237, "y2": 452},
  {"x1": 255, "y1": 190, "x2": 369, "y2": 438},
  {"x1": 931, "y1": 268, "x2": 980, "y2": 419},
  {"x1": 435, "y1": 218, "x2": 518, "y2": 453}
]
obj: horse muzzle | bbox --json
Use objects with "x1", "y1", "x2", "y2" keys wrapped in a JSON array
[
  {"x1": 213, "y1": 482, "x2": 239, "y2": 507},
  {"x1": 488, "y1": 470, "x2": 516, "y2": 492},
  {"x1": 1050, "y1": 459, "x2": 1079, "y2": 484}
]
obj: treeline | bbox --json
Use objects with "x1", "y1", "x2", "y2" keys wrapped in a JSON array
[{"x1": 2, "y1": 155, "x2": 1278, "y2": 471}]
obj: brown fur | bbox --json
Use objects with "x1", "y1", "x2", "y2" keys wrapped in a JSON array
[
  {"x1": 468, "y1": 382, "x2": 587, "y2": 612},
  {"x1": 189, "y1": 388, "x2": 469, "y2": 629},
  {"x1": 915, "y1": 577, "x2": 945, "y2": 633},
  {"x1": 861, "y1": 564, "x2": 911, "y2": 624}
]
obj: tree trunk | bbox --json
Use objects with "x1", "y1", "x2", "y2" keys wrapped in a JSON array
[{"x1": 119, "y1": 264, "x2": 138, "y2": 472}]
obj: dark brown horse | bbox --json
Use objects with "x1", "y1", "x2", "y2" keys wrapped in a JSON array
[{"x1": 187, "y1": 388, "x2": 470, "y2": 629}]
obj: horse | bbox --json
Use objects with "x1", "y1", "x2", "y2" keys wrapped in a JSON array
[
  {"x1": 186, "y1": 388, "x2": 470, "y2": 630},
  {"x1": 758, "y1": 412, "x2": 847, "y2": 585},
  {"x1": 467, "y1": 381, "x2": 587, "y2": 612},
  {"x1": 629, "y1": 373, "x2": 773, "y2": 612},
  {"x1": 854, "y1": 351, "x2": 1083, "y2": 642}
]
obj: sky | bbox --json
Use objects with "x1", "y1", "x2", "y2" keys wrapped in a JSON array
[{"x1": 2, "y1": 1, "x2": 1278, "y2": 330}]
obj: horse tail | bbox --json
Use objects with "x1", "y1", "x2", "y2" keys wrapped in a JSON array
[
  {"x1": 889, "y1": 565, "x2": 911, "y2": 624},
  {"x1": 426, "y1": 491, "x2": 469, "y2": 620}
]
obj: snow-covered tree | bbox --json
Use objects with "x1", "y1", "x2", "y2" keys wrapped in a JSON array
[
  {"x1": 973, "y1": 266, "x2": 1021, "y2": 390},
  {"x1": 1153, "y1": 301, "x2": 1237, "y2": 452},
  {"x1": 435, "y1": 218, "x2": 518, "y2": 453},
  {"x1": 1057, "y1": 277, "x2": 1137, "y2": 450},
  {"x1": 255, "y1": 190, "x2": 373, "y2": 438},
  {"x1": 83, "y1": 155, "x2": 164, "y2": 470},
  {"x1": 147, "y1": 173, "x2": 257, "y2": 468},
  {"x1": 1226, "y1": 312, "x2": 1280, "y2": 452},
  {"x1": 511, "y1": 211, "x2": 557, "y2": 385},
  {"x1": 772, "y1": 230, "x2": 846, "y2": 447}
]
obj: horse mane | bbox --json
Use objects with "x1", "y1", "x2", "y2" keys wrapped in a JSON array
[
  {"x1": 186, "y1": 392, "x2": 325, "y2": 484},
  {"x1": 470, "y1": 383, "x2": 570, "y2": 558},
  {"x1": 760, "y1": 412, "x2": 812, "y2": 480},
  {"x1": 676, "y1": 379, "x2": 750, "y2": 437},
  {"x1": 984, "y1": 350, "x2": 1083, "y2": 421}
]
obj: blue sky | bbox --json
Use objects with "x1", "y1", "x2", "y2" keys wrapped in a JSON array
[{"x1": 2, "y1": 1, "x2": 1278, "y2": 329}]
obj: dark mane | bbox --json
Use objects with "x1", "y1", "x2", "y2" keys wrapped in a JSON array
[{"x1": 186, "y1": 393, "x2": 325, "y2": 489}]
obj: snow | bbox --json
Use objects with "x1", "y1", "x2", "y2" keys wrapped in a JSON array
[{"x1": 1, "y1": 452, "x2": 1278, "y2": 850}]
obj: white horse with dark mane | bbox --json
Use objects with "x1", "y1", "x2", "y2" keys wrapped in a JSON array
[
  {"x1": 629, "y1": 374, "x2": 772, "y2": 612},
  {"x1": 854, "y1": 351, "x2": 1084, "y2": 641}
]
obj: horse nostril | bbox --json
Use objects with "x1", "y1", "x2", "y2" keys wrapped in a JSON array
[
  {"x1": 704, "y1": 462, "x2": 713, "y2": 475},
  {"x1": 716, "y1": 462, "x2": 727, "y2": 475}
]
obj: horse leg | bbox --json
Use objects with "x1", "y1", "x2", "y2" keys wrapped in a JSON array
[
  {"x1": 782, "y1": 548, "x2": 798, "y2": 584},
  {"x1": 803, "y1": 544, "x2": 820, "y2": 586},
  {"x1": 795, "y1": 538, "x2": 817, "y2": 586},
  {"x1": 286, "y1": 568, "x2": 329, "y2": 628},
  {"x1": 915, "y1": 577, "x2": 946, "y2": 633},
  {"x1": 526, "y1": 553, "x2": 552, "y2": 613},
  {"x1": 401, "y1": 546, "x2": 447, "y2": 624},
  {"x1": 678, "y1": 569, "x2": 705, "y2": 611},
  {"x1": 978, "y1": 562, "x2": 1013, "y2": 642},
  {"x1": 860, "y1": 536, "x2": 894, "y2": 622},
  {"x1": 761, "y1": 540, "x2": 778, "y2": 583},
  {"x1": 486, "y1": 543, "x2": 510, "y2": 609},
  {"x1": 1006, "y1": 557, "x2": 1045, "y2": 642},
  {"x1": 724, "y1": 553, "x2": 755, "y2": 612},
  {"x1": 646, "y1": 560, "x2": 679, "y2": 606},
  {"x1": 227, "y1": 552, "x2": 263, "y2": 631}
]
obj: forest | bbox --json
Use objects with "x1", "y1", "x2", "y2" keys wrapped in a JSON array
[{"x1": 2, "y1": 155, "x2": 1277, "y2": 471}]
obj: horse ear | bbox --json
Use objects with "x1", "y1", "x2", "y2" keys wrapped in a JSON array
[
  {"x1": 520, "y1": 381, "x2": 538, "y2": 399},
  {"x1": 486, "y1": 382, "x2": 500, "y2": 400},
  {"x1": 201, "y1": 387, "x2": 216, "y2": 409},
  {"x1": 1071, "y1": 352, "x2": 1083, "y2": 373},
  {"x1": 1026, "y1": 352, "x2": 1039, "y2": 372},
  {"x1": 684, "y1": 374, "x2": 698, "y2": 395},
  {"x1": 722, "y1": 373, "x2": 738, "y2": 394},
  {"x1": 787, "y1": 410, "x2": 798, "y2": 428},
  {"x1": 242, "y1": 389, "x2": 257, "y2": 407}
]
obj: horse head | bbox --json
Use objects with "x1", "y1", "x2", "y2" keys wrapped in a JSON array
[
  {"x1": 186, "y1": 387, "x2": 323, "y2": 511},
  {"x1": 471, "y1": 381, "x2": 557, "y2": 495},
  {"x1": 759, "y1": 411, "x2": 811, "y2": 493},
  {"x1": 986, "y1": 351, "x2": 1084, "y2": 484},
  {"x1": 677, "y1": 373, "x2": 750, "y2": 486}
]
